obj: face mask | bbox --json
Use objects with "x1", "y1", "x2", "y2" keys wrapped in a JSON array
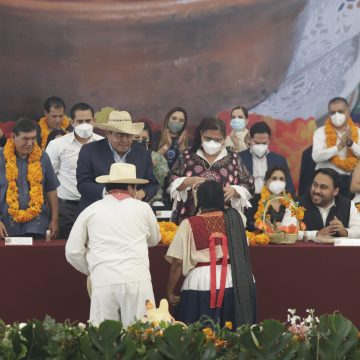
[
  {"x1": 135, "y1": 140, "x2": 149, "y2": 150},
  {"x1": 168, "y1": 120, "x2": 184, "y2": 134},
  {"x1": 330, "y1": 112, "x2": 346, "y2": 127},
  {"x1": 74, "y1": 123, "x2": 93, "y2": 139},
  {"x1": 230, "y1": 117, "x2": 246, "y2": 132},
  {"x1": 202, "y1": 140, "x2": 222, "y2": 155},
  {"x1": 251, "y1": 143, "x2": 268, "y2": 158},
  {"x1": 268, "y1": 180, "x2": 286, "y2": 195}
]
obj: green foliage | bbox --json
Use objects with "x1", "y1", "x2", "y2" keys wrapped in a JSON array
[{"x1": 0, "y1": 313, "x2": 359, "y2": 359}]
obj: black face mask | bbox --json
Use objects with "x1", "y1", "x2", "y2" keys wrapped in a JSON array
[{"x1": 135, "y1": 140, "x2": 149, "y2": 150}]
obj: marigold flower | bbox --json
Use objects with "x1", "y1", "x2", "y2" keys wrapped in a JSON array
[
  {"x1": 225, "y1": 321, "x2": 232, "y2": 330},
  {"x1": 159, "y1": 221, "x2": 178, "y2": 245},
  {"x1": 38, "y1": 116, "x2": 70, "y2": 149},
  {"x1": 325, "y1": 118, "x2": 358, "y2": 172},
  {"x1": 4, "y1": 139, "x2": 44, "y2": 223}
]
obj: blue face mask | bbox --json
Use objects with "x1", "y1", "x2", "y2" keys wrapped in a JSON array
[
  {"x1": 168, "y1": 120, "x2": 184, "y2": 134},
  {"x1": 230, "y1": 117, "x2": 246, "y2": 132}
]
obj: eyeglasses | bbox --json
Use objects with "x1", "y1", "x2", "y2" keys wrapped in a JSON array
[{"x1": 203, "y1": 136, "x2": 223, "y2": 143}]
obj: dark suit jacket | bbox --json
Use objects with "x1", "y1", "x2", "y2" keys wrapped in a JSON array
[
  {"x1": 239, "y1": 148, "x2": 295, "y2": 195},
  {"x1": 76, "y1": 139, "x2": 158, "y2": 213},
  {"x1": 298, "y1": 146, "x2": 316, "y2": 198}
]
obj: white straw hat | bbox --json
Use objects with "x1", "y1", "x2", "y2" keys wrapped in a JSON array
[
  {"x1": 94, "y1": 110, "x2": 144, "y2": 135},
  {"x1": 95, "y1": 163, "x2": 149, "y2": 184}
]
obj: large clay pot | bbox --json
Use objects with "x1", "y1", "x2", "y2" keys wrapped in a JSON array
[{"x1": 0, "y1": 0, "x2": 305, "y2": 123}]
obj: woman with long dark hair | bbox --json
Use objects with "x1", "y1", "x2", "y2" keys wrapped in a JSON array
[
  {"x1": 157, "y1": 107, "x2": 189, "y2": 168},
  {"x1": 166, "y1": 180, "x2": 256, "y2": 328}
]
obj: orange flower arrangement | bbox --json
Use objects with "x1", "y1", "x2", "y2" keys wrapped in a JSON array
[
  {"x1": 4, "y1": 138, "x2": 44, "y2": 223},
  {"x1": 246, "y1": 230, "x2": 270, "y2": 246},
  {"x1": 158, "y1": 221, "x2": 178, "y2": 245},
  {"x1": 254, "y1": 186, "x2": 306, "y2": 232},
  {"x1": 38, "y1": 116, "x2": 70, "y2": 149},
  {"x1": 325, "y1": 118, "x2": 358, "y2": 172}
]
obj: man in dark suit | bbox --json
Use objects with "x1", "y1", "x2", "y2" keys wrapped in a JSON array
[
  {"x1": 239, "y1": 121, "x2": 295, "y2": 195},
  {"x1": 298, "y1": 145, "x2": 316, "y2": 198},
  {"x1": 76, "y1": 110, "x2": 158, "y2": 213}
]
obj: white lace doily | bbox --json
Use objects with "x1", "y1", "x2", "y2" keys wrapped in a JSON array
[{"x1": 251, "y1": 0, "x2": 360, "y2": 121}]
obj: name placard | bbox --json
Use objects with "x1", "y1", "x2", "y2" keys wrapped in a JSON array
[
  {"x1": 156, "y1": 210, "x2": 172, "y2": 219},
  {"x1": 334, "y1": 238, "x2": 360, "y2": 246},
  {"x1": 5, "y1": 237, "x2": 33, "y2": 246}
]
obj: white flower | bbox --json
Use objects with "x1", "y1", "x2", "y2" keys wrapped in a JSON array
[
  {"x1": 78, "y1": 322, "x2": 86, "y2": 330},
  {"x1": 19, "y1": 323, "x2": 27, "y2": 330}
]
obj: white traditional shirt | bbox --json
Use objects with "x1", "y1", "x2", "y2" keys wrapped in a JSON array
[
  {"x1": 298, "y1": 200, "x2": 360, "y2": 240},
  {"x1": 312, "y1": 125, "x2": 360, "y2": 175},
  {"x1": 46, "y1": 131, "x2": 103, "y2": 200},
  {"x1": 65, "y1": 195, "x2": 161, "y2": 287}
]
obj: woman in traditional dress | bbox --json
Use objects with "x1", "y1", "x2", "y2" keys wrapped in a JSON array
[
  {"x1": 166, "y1": 180, "x2": 256, "y2": 327},
  {"x1": 167, "y1": 117, "x2": 254, "y2": 225}
]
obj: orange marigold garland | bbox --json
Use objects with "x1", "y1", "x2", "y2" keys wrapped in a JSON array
[
  {"x1": 254, "y1": 186, "x2": 306, "y2": 233},
  {"x1": 38, "y1": 116, "x2": 70, "y2": 149},
  {"x1": 254, "y1": 187, "x2": 291, "y2": 227},
  {"x1": 325, "y1": 117, "x2": 359, "y2": 172},
  {"x1": 159, "y1": 221, "x2": 178, "y2": 245},
  {"x1": 4, "y1": 138, "x2": 44, "y2": 223},
  {"x1": 246, "y1": 230, "x2": 270, "y2": 246}
]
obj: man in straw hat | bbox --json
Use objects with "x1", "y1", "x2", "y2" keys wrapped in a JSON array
[
  {"x1": 76, "y1": 110, "x2": 158, "y2": 213},
  {"x1": 66, "y1": 163, "x2": 161, "y2": 327}
]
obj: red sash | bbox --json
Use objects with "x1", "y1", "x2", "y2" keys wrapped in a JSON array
[
  {"x1": 110, "y1": 192, "x2": 131, "y2": 201},
  {"x1": 209, "y1": 232, "x2": 228, "y2": 309}
]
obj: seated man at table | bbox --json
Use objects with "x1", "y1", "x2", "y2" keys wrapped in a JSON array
[
  {"x1": 76, "y1": 110, "x2": 159, "y2": 213},
  {"x1": 299, "y1": 168, "x2": 360, "y2": 241},
  {"x1": 66, "y1": 163, "x2": 160, "y2": 327},
  {"x1": 0, "y1": 118, "x2": 60, "y2": 239}
]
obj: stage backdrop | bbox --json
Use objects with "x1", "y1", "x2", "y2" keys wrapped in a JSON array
[{"x1": 1, "y1": 0, "x2": 360, "y2": 190}]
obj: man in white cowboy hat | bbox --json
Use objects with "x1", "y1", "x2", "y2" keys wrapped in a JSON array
[
  {"x1": 66, "y1": 163, "x2": 161, "y2": 327},
  {"x1": 76, "y1": 110, "x2": 158, "y2": 213}
]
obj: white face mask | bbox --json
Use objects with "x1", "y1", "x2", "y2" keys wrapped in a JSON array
[
  {"x1": 268, "y1": 180, "x2": 286, "y2": 195},
  {"x1": 75, "y1": 123, "x2": 93, "y2": 139},
  {"x1": 251, "y1": 143, "x2": 268, "y2": 158},
  {"x1": 330, "y1": 112, "x2": 346, "y2": 127},
  {"x1": 202, "y1": 140, "x2": 222, "y2": 155}
]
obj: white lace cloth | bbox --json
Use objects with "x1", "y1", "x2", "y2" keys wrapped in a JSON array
[{"x1": 251, "y1": 0, "x2": 360, "y2": 120}]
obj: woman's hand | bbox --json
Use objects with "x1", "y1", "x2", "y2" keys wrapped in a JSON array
[
  {"x1": 230, "y1": 131, "x2": 240, "y2": 148},
  {"x1": 223, "y1": 186, "x2": 237, "y2": 202},
  {"x1": 167, "y1": 292, "x2": 181, "y2": 306},
  {"x1": 178, "y1": 130, "x2": 187, "y2": 151},
  {"x1": 165, "y1": 129, "x2": 172, "y2": 148},
  {"x1": 179, "y1": 176, "x2": 206, "y2": 190}
]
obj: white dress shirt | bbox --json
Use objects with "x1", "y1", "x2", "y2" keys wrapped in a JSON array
[
  {"x1": 46, "y1": 131, "x2": 103, "y2": 200},
  {"x1": 65, "y1": 195, "x2": 161, "y2": 287},
  {"x1": 251, "y1": 151, "x2": 268, "y2": 194},
  {"x1": 298, "y1": 200, "x2": 360, "y2": 240},
  {"x1": 312, "y1": 125, "x2": 360, "y2": 175}
]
